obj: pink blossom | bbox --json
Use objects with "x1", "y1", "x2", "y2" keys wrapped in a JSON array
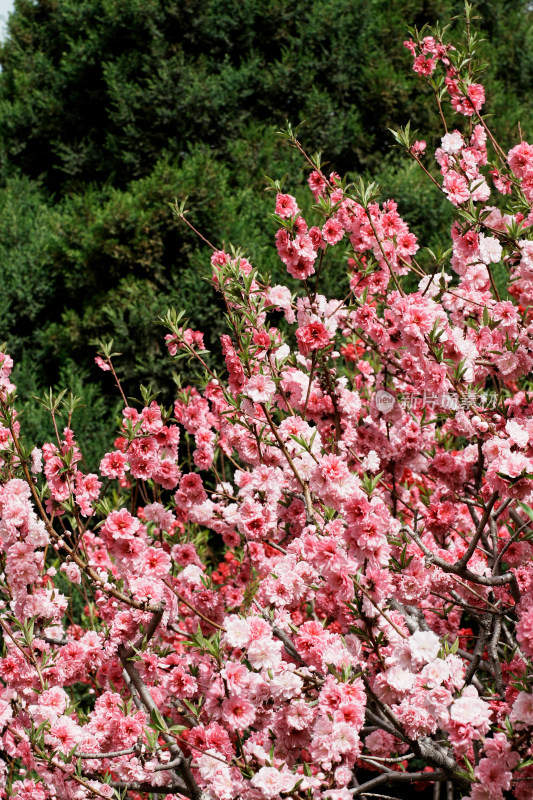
[
  {"x1": 247, "y1": 637, "x2": 283, "y2": 670},
  {"x1": 222, "y1": 695, "x2": 256, "y2": 729},
  {"x1": 251, "y1": 766, "x2": 296, "y2": 799},
  {"x1": 296, "y1": 320, "x2": 332, "y2": 355},
  {"x1": 141, "y1": 546, "x2": 171, "y2": 577},
  {"x1": 474, "y1": 758, "x2": 512, "y2": 798},
  {"x1": 441, "y1": 131, "x2": 464, "y2": 154},
  {"x1": 409, "y1": 631, "x2": 441, "y2": 664},
  {"x1": 443, "y1": 172, "x2": 470, "y2": 205},
  {"x1": 308, "y1": 170, "x2": 327, "y2": 198},
  {"x1": 411, "y1": 140, "x2": 426, "y2": 155},
  {"x1": 478, "y1": 234, "x2": 502, "y2": 264},
  {"x1": 413, "y1": 54, "x2": 436, "y2": 75},
  {"x1": 1, "y1": 26, "x2": 533, "y2": 800},
  {"x1": 275, "y1": 193, "x2": 300, "y2": 218},
  {"x1": 60, "y1": 561, "x2": 81, "y2": 584},
  {"x1": 100, "y1": 449, "x2": 129, "y2": 479},
  {"x1": 224, "y1": 615, "x2": 251, "y2": 648},
  {"x1": 450, "y1": 686, "x2": 492, "y2": 729},
  {"x1": 511, "y1": 691, "x2": 533, "y2": 724},
  {"x1": 322, "y1": 218, "x2": 344, "y2": 245},
  {"x1": 94, "y1": 356, "x2": 110, "y2": 371},
  {"x1": 244, "y1": 374, "x2": 276, "y2": 404}
]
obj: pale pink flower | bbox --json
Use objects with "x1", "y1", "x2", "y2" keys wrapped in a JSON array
[
  {"x1": 142, "y1": 546, "x2": 171, "y2": 577},
  {"x1": 224, "y1": 615, "x2": 251, "y2": 648},
  {"x1": 0, "y1": 699, "x2": 13, "y2": 731},
  {"x1": 247, "y1": 637, "x2": 283, "y2": 670},
  {"x1": 61, "y1": 561, "x2": 81, "y2": 584},
  {"x1": 478, "y1": 234, "x2": 502, "y2": 264},
  {"x1": 30, "y1": 447, "x2": 43, "y2": 474},
  {"x1": 408, "y1": 630, "x2": 441, "y2": 664},
  {"x1": 511, "y1": 691, "x2": 533, "y2": 724},
  {"x1": 331, "y1": 721, "x2": 360, "y2": 757},
  {"x1": 450, "y1": 686, "x2": 492, "y2": 728},
  {"x1": 411, "y1": 140, "x2": 426, "y2": 155},
  {"x1": 286, "y1": 700, "x2": 314, "y2": 730},
  {"x1": 102, "y1": 508, "x2": 139, "y2": 540},
  {"x1": 506, "y1": 420, "x2": 529, "y2": 449},
  {"x1": 100, "y1": 449, "x2": 129, "y2": 479},
  {"x1": 441, "y1": 131, "x2": 464, "y2": 155},
  {"x1": 251, "y1": 766, "x2": 296, "y2": 799},
  {"x1": 474, "y1": 758, "x2": 512, "y2": 798},
  {"x1": 244, "y1": 374, "x2": 276, "y2": 404}
]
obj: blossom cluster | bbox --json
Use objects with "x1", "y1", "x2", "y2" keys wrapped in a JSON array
[{"x1": 1, "y1": 15, "x2": 533, "y2": 800}]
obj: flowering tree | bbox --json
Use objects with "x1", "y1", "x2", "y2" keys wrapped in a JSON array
[{"x1": 2, "y1": 7, "x2": 533, "y2": 800}]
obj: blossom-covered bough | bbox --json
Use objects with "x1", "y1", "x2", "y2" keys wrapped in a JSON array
[{"x1": 2, "y1": 6, "x2": 533, "y2": 800}]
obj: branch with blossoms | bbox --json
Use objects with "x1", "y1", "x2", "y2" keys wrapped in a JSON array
[{"x1": 3, "y1": 6, "x2": 533, "y2": 800}]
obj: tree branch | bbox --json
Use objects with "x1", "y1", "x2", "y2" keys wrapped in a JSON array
[{"x1": 351, "y1": 770, "x2": 449, "y2": 796}]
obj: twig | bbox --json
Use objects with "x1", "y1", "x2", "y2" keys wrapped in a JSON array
[
  {"x1": 351, "y1": 771, "x2": 449, "y2": 796},
  {"x1": 401, "y1": 524, "x2": 520, "y2": 603}
]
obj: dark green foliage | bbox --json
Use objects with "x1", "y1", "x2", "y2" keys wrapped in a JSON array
[
  {"x1": 2, "y1": 0, "x2": 531, "y2": 191},
  {"x1": 0, "y1": 0, "x2": 532, "y2": 466},
  {"x1": 0, "y1": 175, "x2": 56, "y2": 346}
]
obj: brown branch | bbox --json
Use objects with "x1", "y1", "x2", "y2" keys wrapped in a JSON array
[
  {"x1": 464, "y1": 613, "x2": 491, "y2": 686},
  {"x1": 401, "y1": 524, "x2": 520, "y2": 603},
  {"x1": 119, "y1": 601, "x2": 165, "y2": 660},
  {"x1": 104, "y1": 779, "x2": 189, "y2": 794},
  {"x1": 77, "y1": 746, "x2": 137, "y2": 759},
  {"x1": 351, "y1": 771, "x2": 449, "y2": 796},
  {"x1": 118, "y1": 645, "x2": 202, "y2": 800},
  {"x1": 457, "y1": 491, "x2": 498, "y2": 568}
]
